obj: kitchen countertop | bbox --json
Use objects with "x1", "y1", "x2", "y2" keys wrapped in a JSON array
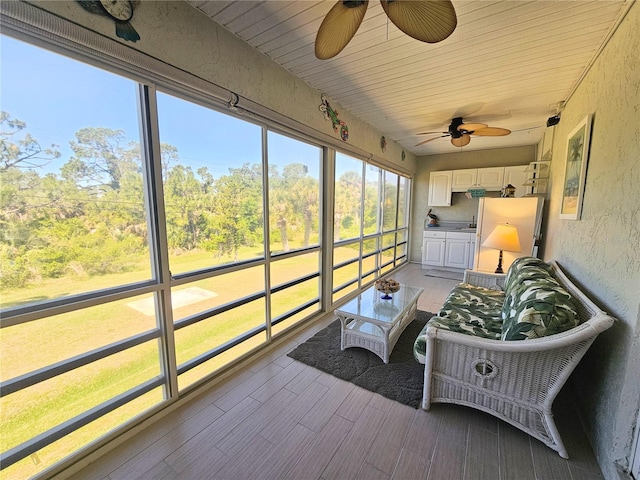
[{"x1": 424, "y1": 221, "x2": 477, "y2": 232}]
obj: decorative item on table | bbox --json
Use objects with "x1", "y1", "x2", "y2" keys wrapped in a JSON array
[
  {"x1": 374, "y1": 278, "x2": 400, "y2": 300},
  {"x1": 427, "y1": 209, "x2": 439, "y2": 227}
]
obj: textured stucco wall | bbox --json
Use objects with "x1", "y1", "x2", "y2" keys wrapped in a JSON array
[
  {"x1": 410, "y1": 145, "x2": 536, "y2": 262},
  {"x1": 542, "y1": 2, "x2": 640, "y2": 478},
  {"x1": 26, "y1": 0, "x2": 415, "y2": 173}
]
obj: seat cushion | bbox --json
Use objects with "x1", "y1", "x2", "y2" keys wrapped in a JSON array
[
  {"x1": 500, "y1": 273, "x2": 579, "y2": 341},
  {"x1": 436, "y1": 283, "x2": 504, "y2": 329},
  {"x1": 413, "y1": 284, "x2": 504, "y2": 363}
]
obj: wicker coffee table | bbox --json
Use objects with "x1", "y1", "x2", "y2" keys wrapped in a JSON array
[{"x1": 335, "y1": 283, "x2": 424, "y2": 363}]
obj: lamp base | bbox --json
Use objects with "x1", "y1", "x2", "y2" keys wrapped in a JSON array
[{"x1": 494, "y1": 250, "x2": 504, "y2": 274}]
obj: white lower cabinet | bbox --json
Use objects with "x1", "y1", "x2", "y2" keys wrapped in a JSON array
[
  {"x1": 444, "y1": 234, "x2": 470, "y2": 268},
  {"x1": 422, "y1": 231, "x2": 446, "y2": 266},
  {"x1": 423, "y1": 231, "x2": 476, "y2": 269}
]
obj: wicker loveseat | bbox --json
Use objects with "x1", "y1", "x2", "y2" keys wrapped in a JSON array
[{"x1": 413, "y1": 257, "x2": 615, "y2": 458}]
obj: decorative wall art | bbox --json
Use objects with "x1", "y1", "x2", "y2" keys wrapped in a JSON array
[
  {"x1": 319, "y1": 94, "x2": 349, "y2": 141},
  {"x1": 77, "y1": 0, "x2": 140, "y2": 42},
  {"x1": 559, "y1": 114, "x2": 593, "y2": 220}
]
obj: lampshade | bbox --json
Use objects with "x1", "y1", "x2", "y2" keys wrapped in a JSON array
[{"x1": 482, "y1": 223, "x2": 521, "y2": 253}]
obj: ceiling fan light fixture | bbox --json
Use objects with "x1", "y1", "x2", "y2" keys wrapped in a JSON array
[
  {"x1": 416, "y1": 116, "x2": 512, "y2": 148},
  {"x1": 451, "y1": 133, "x2": 470, "y2": 147}
]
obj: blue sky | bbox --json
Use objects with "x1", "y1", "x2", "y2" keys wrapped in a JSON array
[{"x1": 1, "y1": 34, "x2": 323, "y2": 179}]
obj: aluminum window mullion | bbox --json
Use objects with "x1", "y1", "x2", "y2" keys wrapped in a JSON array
[
  {"x1": 271, "y1": 298, "x2": 319, "y2": 327},
  {"x1": 321, "y1": 147, "x2": 334, "y2": 313},
  {"x1": 358, "y1": 160, "x2": 367, "y2": 287},
  {"x1": 333, "y1": 278, "x2": 359, "y2": 294},
  {"x1": 174, "y1": 291, "x2": 267, "y2": 331},
  {"x1": 0, "y1": 329, "x2": 160, "y2": 397},
  {"x1": 138, "y1": 83, "x2": 178, "y2": 399},
  {"x1": 270, "y1": 245, "x2": 321, "y2": 262},
  {"x1": 176, "y1": 324, "x2": 267, "y2": 376},
  {"x1": 271, "y1": 272, "x2": 320, "y2": 294},
  {"x1": 333, "y1": 256, "x2": 360, "y2": 271},
  {"x1": 262, "y1": 127, "x2": 272, "y2": 340},
  {"x1": 0, "y1": 377, "x2": 164, "y2": 470},
  {"x1": 0, "y1": 280, "x2": 161, "y2": 328}
]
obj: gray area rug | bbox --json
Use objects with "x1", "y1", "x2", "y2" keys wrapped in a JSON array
[{"x1": 287, "y1": 310, "x2": 434, "y2": 409}]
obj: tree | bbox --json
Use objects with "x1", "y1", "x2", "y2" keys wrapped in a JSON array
[
  {"x1": 0, "y1": 111, "x2": 61, "y2": 171},
  {"x1": 208, "y1": 163, "x2": 263, "y2": 260},
  {"x1": 335, "y1": 170, "x2": 362, "y2": 240},
  {"x1": 283, "y1": 164, "x2": 319, "y2": 247},
  {"x1": 163, "y1": 164, "x2": 208, "y2": 250},
  {"x1": 1, "y1": 118, "x2": 153, "y2": 289},
  {"x1": 63, "y1": 127, "x2": 137, "y2": 191}
]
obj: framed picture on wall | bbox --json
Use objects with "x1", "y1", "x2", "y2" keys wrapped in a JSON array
[{"x1": 559, "y1": 114, "x2": 593, "y2": 220}]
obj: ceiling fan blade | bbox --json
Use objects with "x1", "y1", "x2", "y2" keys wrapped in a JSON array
[
  {"x1": 471, "y1": 127, "x2": 511, "y2": 136},
  {"x1": 315, "y1": 1, "x2": 369, "y2": 59},
  {"x1": 415, "y1": 135, "x2": 447, "y2": 146},
  {"x1": 451, "y1": 133, "x2": 471, "y2": 147},
  {"x1": 417, "y1": 130, "x2": 448, "y2": 135},
  {"x1": 380, "y1": 0, "x2": 457, "y2": 44},
  {"x1": 458, "y1": 122, "x2": 487, "y2": 132}
]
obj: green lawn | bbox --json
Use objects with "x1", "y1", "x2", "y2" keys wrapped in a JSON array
[
  {"x1": 0, "y1": 243, "x2": 385, "y2": 479},
  {"x1": 0, "y1": 245, "x2": 375, "y2": 479}
]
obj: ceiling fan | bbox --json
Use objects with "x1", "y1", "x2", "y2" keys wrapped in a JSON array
[
  {"x1": 415, "y1": 117, "x2": 511, "y2": 147},
  {"x1": 315, "y1": 0, "x2": 457, "y2": 60}
]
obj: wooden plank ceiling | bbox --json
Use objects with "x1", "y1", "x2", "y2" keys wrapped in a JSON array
[{"x1": 185, "y1": 0, "x2": 629, "y2": 155}]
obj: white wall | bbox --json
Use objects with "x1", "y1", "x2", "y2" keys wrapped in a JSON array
[{"x1": 542, "y1": 3, "x2": 640, "y2": 478}]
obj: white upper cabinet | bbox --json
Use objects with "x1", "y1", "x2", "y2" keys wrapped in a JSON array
[
  {"x1": 503, "y1": 165, "x2": 531, "y2": 197},
  {"x1": 451, "y1": 167, "x2": 515, "y2": 192},
  {"x1": 451, "y1": 169, "x2": 478, "y2": 192},
  {"x1": 476, "y1": 167, "x2": 504, "y2": 190},
  {"x1": 431, "y1": 164, "x2": 530, "y2": 203},
  {"x1": 428, "y1": 171, "x2": 452, "y2": 206}
]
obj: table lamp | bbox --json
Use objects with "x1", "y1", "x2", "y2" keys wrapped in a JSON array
[{"x1": 482, "y1": 223, "x2": 521, "y2": 273}]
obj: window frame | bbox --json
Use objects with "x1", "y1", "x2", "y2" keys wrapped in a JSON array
[{"x1": 0, "y1": 6, "x2": 413, "y2": 474}]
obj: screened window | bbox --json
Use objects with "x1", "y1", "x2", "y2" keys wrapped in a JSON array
[
  {"x1": 0, "y1": 28, "x2": 409, "y2": 478},
  {"x1": 267, "y1": 132, "x2": 322, "y2": 333},
  {"x1": 332, "y1": 153, "x2": 410, "y2": 305},
  {"x1": 0, "y1": 36, "x2": 151, "y2": 311},
  {"x1": 334, "y1": 155, "x2": 363, "y2": 242},
  {"x1": 267, "y1": 131, "x2": 321, "y2": 255},
  {"x1": 0, "y1": 36, "x2": 162, "y2": 479},
  {"x1": 383, "y1": 171, "x2": 398, "y2": 231},
  {"x1": 157, "y1": 91, "x2": 264, "y2": 274}
]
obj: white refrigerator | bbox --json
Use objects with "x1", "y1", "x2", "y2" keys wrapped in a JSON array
[{"x1": 474, "y1": 197, "x2": 544, "y2": 273}]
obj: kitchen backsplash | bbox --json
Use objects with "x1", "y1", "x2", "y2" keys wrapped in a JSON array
[{"x1": 426, "y1": 191, "x2": 501, "y2": 223}]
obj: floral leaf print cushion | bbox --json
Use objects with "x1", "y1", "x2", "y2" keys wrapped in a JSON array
[{"x1": 500, "y1": 274, "x2": 579, "y2": 341}]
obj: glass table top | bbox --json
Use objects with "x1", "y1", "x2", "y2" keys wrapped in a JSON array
[{"x1": 335, "y1": 284, "x2": 424, "y2": 325}]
